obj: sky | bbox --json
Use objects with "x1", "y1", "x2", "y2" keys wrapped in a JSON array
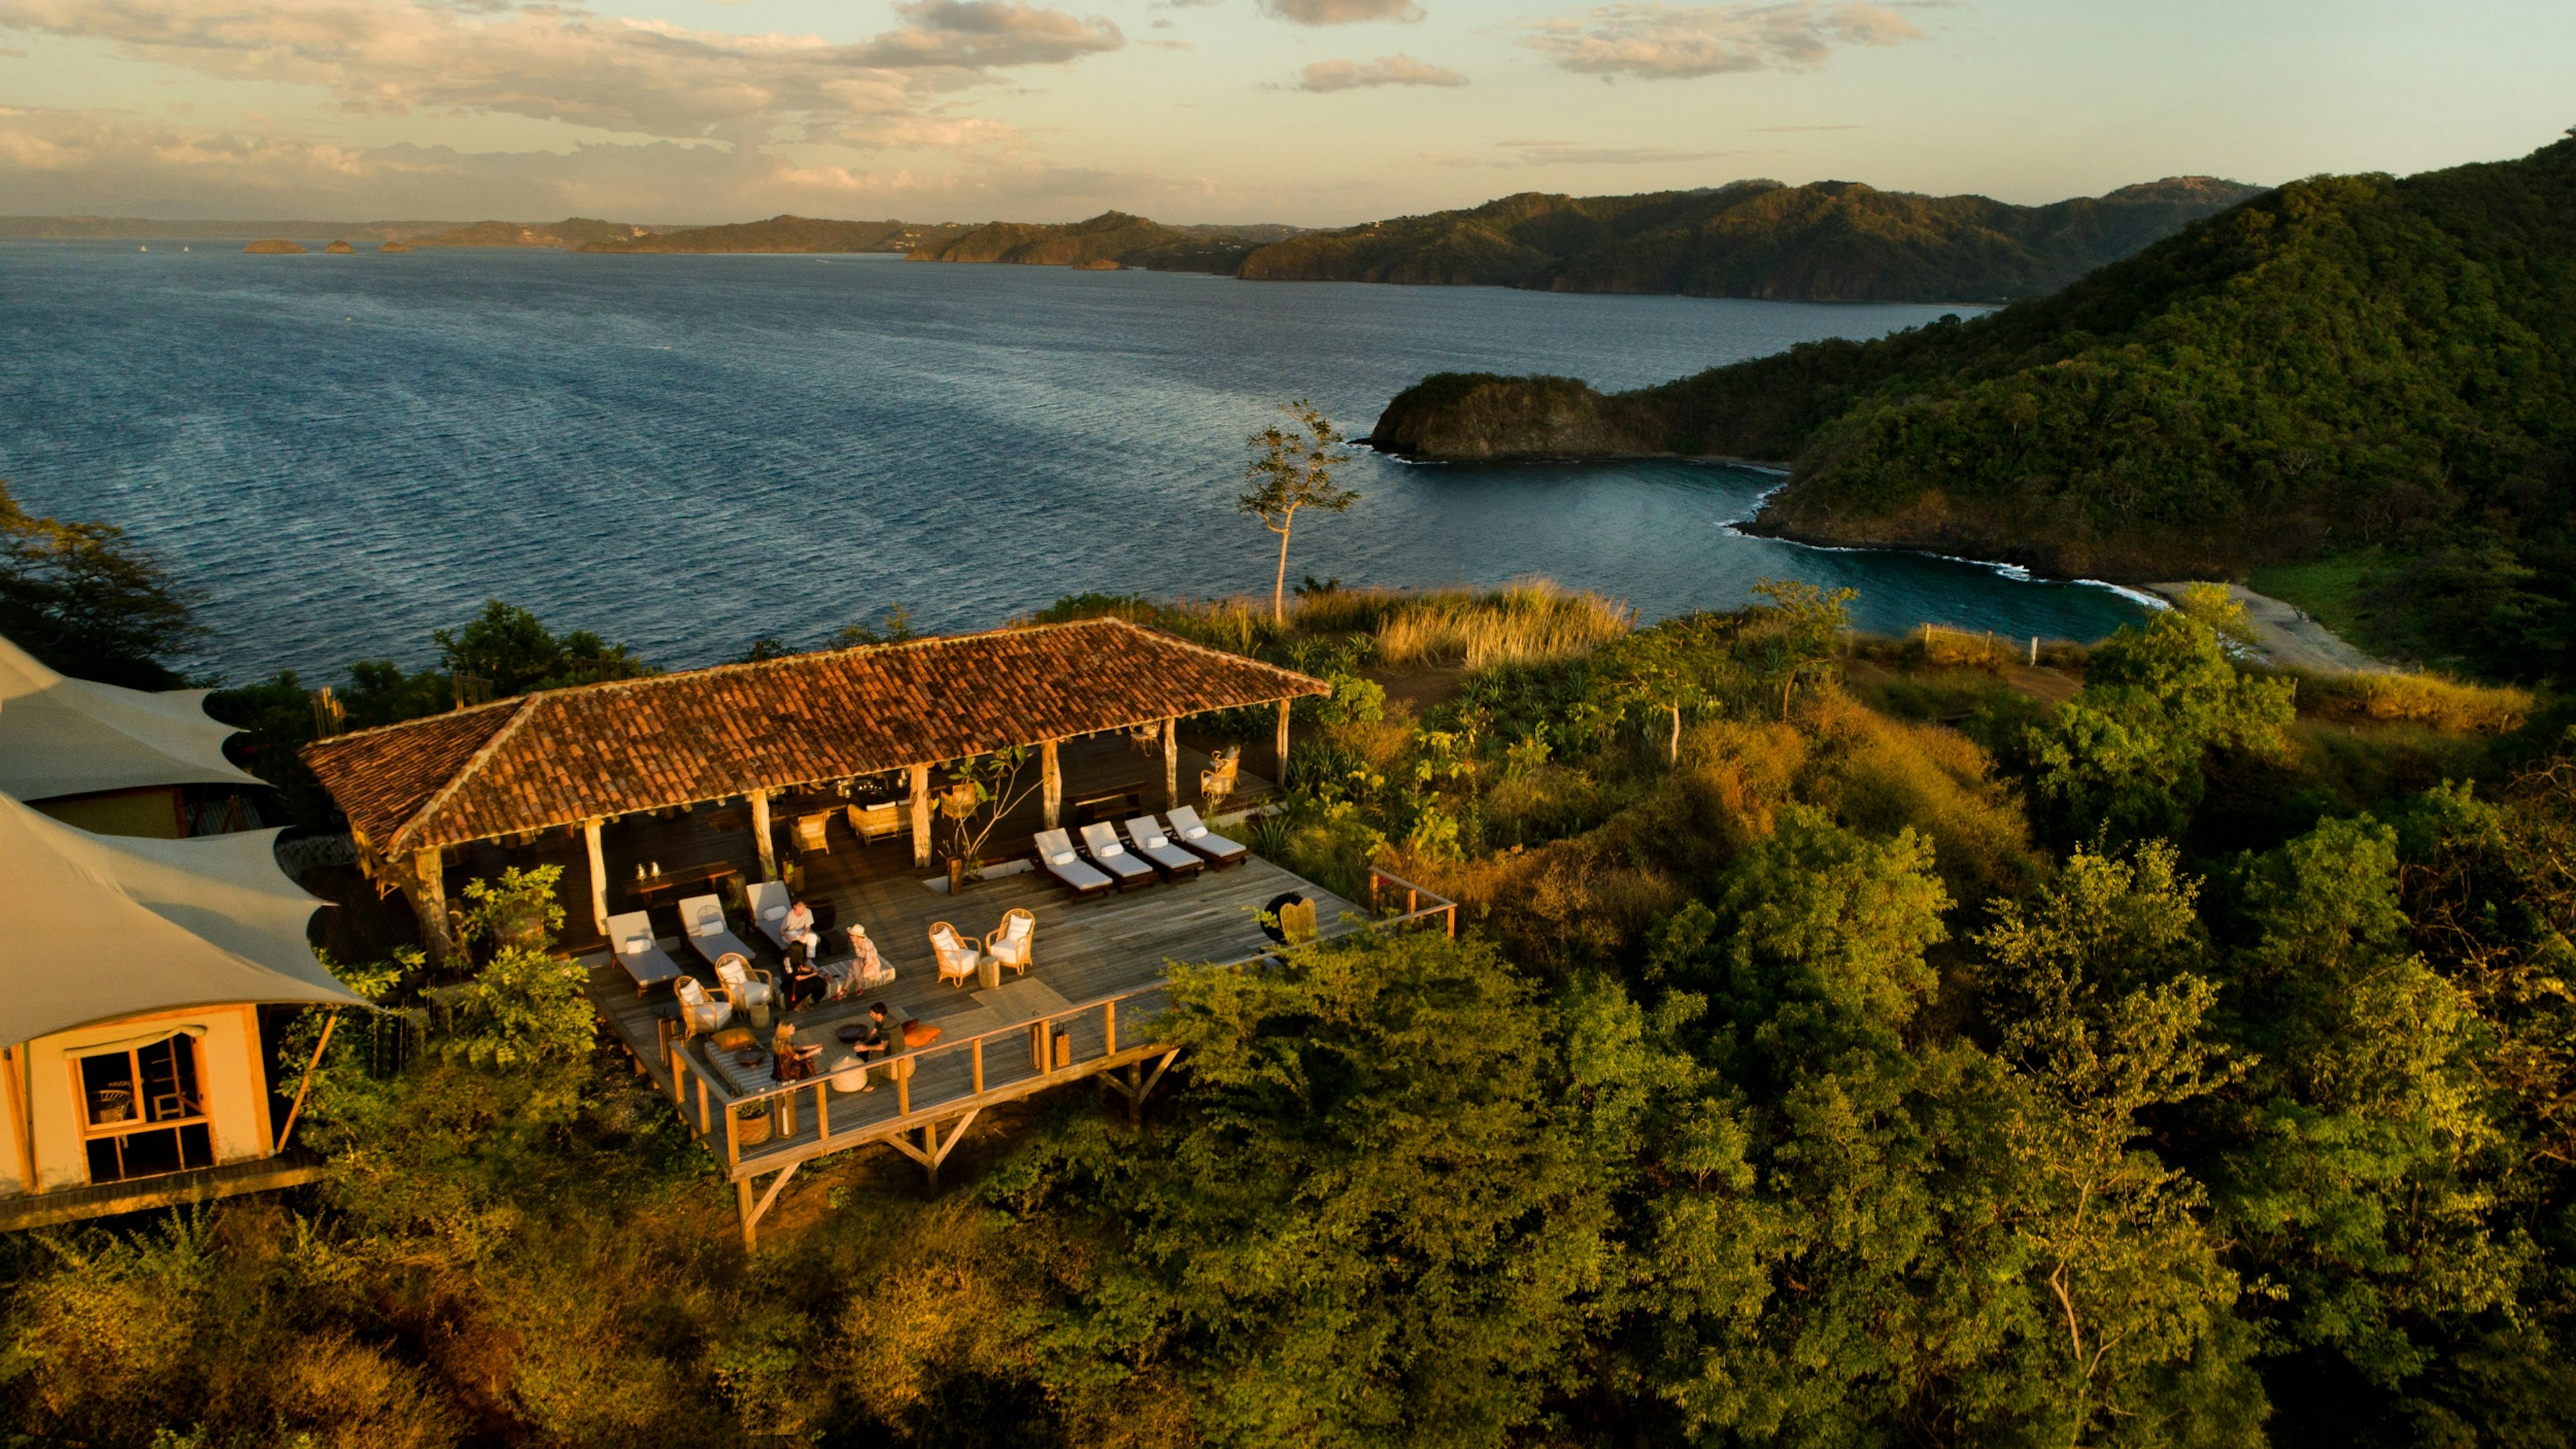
[{"x1": 0, "y1": 0, "x2": 2569, "y2": 226}]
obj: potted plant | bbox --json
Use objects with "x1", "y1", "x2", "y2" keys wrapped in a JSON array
[{"x1": 937, "y1": 747, "x2": 1042, "y2": 892}]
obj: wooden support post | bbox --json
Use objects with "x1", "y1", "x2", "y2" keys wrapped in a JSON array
[
  {"x1": 1163, "y1": 717, "x2": 1179, "y2": 808},
  {"x1": 582, "y1": 818, "x2": 610, "y2": 936},
  {"x1": 407, "y1": 847, "x2": 456, "y2": 963},
  {"x1": 696, "y1": 1073, "x2": 710, "y2": 1134},
  {"x1": 815, "y1": 1082, "x2": 830, "y2": 1142},
  {"x1": 749, "y1": 788, "x2": 777, "y2": 881},
  {"x1": 725, "y1": 1097, "x2": 740, "y2": 1168},
  {"x1": 1446, "y1": 903, "x2": 1458, "y2": 939},
  {"x1": 1126, "y1": 1061, "x2": 1143, "y2": 1127},
  {"x1": 920, "y1": 1119, "x2": 943, "y2": 1194},
  {"x1": 1104, "y1": 999, "x2": 1117, "y2": 1056},
  {"x1": 1276, "y1": 698, "x2": 1292, "y2": 790},
  {"x1": 738, "y1": 1161, "x2": 800, "y2": 1253},
  {"x1": 273, "y1": 1010, "x2": 339, "y2": 1154},
  {"x1": 908, "y1": 764, "x2": 932, "y2": 868},
  {"x1": 897, "y1": 1061, "x2": 912, "y2": 1116},
  {"x1": 1040, "y1": 738, "x2": 1062, "y2": 830},
  {"x1": 972, "y1": 1037, "x2": 985, "y2": 1095}
]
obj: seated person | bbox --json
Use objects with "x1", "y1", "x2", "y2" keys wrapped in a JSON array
[
  {"x1": 844, "y1": 1002, "x2": 896, "y2": 1091},
  {"x1": 784, "y1": 900, "x2": 815, "y2": 940},
  {"x1": 781, "y1": 938, "x2": 828, "y2": 1010},
  {"x1": 771, "y1": 1022, "x2": 823, "y2": 1083}
]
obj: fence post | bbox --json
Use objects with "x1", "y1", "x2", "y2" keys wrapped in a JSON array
[
  {"x1": 973, "y1": 1037, "x2": 985, "y2": 1094},
  {"x1": 1105, "y1": 999, "x2": 1118, "y2": 1056}
]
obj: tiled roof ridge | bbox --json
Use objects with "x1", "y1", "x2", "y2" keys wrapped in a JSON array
[
  {"x1": 559, "y1": 615, "x2": 1122, "y2": 702},
  {"x1": 302, "y1": 690, "x2": 524, "y2": 750},
  {"x1": 380, "y1": 695, "x2": 537, "y2": 857}
]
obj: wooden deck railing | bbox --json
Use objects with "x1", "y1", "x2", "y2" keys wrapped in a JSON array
[{"x1": 657, "y1": 866, "x2": 1458, "y2": 1170}]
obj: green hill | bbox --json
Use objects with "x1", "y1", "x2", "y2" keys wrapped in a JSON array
[
  {"x1": 1239, "y1": 176, "x2": 2261, "y2": 301},
  {"x1": 578, "y1": 215, "x2": 970, "y2": 254},
  {"x1": 907, "y1": 211, "x2": 1304, "y2": 272},
  {"x1": 411, "y1": 217, "x2": 671, "y2": 248},
  {"x1": 1369, "y1": 136, "x2": 2576, "y2": 679}
]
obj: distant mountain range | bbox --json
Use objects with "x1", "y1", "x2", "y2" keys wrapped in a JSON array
[
  {"x1": 1240, "y1": 176, "x2": 2265, "y2": 302},
  {"x1": 908, "y1": 211, "x2": 1305, "y2": 273},
  {"x1": 575, "y1": 215, "x2": 969, "y2": 254},
  {"x1": 1, "y1": 176, "x2": 2257, "y2": 303}
]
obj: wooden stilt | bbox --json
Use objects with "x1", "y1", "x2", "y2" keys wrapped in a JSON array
[
  {"x1": 407, "y1": 847, "x2": 456, "y2": 963},
  {"x1": 273, "y1": 1010, "x2": 340, "y2": 1153},
  {"x1": 1276, "y1": 698, "x2": 1292, "y2": 788},
  {"x1": 1163, "y1": 717, "x2": 1179, "y2": 808},
  {"x1": 737, "y1": 1161, "x2": 801, "y2": 1252}
]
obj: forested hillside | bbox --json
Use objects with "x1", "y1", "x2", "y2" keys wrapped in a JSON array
[
  {"x1": 1371, "y1": 136, "x2": 2576, "y2": 681},
  {"x1": 18, "y1": 577, "x2": 2575, "y2": 1448},
  {"x1": 1238, "y1": 176, "x2": 2259, "y2": 301}
]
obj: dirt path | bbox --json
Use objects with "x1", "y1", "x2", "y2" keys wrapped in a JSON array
[{"x1": 2147, "y1": 582, "x2": 2385, "y2": 674}]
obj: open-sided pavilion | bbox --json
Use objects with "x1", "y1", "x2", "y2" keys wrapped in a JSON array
[{"x1": 302, "y1": 618, "x2": 1331, "y2": 957}]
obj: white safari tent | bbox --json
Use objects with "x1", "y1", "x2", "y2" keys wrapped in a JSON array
[
  {"x1": 0, "y1": 632, "x2": 261, "y2": 836},
  {"x1": 0, "y1": 635, "x2": 357, "y2": 1228}
]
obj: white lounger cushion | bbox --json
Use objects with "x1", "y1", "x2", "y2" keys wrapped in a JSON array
[
  {"x1": 1051, "y1": 850, "x2": 1077, "y2": 865},
  {"x1": 763, "y1": 905, "x2": 788, "y2": 920}
]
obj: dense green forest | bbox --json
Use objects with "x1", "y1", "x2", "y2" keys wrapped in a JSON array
[
  {"x1": 11, "y1": 557, "x2": 2576, "y2": 1448},
  {"x1": 1238, "y1": 176, "x2": 2257, "y2": 301},
  {"x1": 1370, "y1": 136, "x2": 2576, "y2": 682}
]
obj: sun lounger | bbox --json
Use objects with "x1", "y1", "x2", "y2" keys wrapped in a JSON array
[
  {"x1": 1033, "y1": 828, "x2": 1114, "y2": 898},
  {"x1": 1124, "y1": 816, "x2": 1205, "y2": 878},
  {"x1": 747, "y1": 879, "x2": 799, "y2": 953},
  {"x1": 605, "y1": 910, "x2": 684, "y2": 994},
  {"x1": 1165, "y1": 806, "x2": 1248, "y2": 866},
  {"x1": 1079, "y1": 822, "x2": 1156, "y2": 889},
  {"x1": 678, "y1": 893, "x2": 755, "y2": 967}
]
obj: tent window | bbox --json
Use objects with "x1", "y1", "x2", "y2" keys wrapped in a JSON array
[{"x1": 76, "y1": 1035, "x2": 212, "y2": 1185}]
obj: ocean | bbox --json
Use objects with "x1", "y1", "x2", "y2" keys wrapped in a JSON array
[{"x1": 0, "y1": 242, "x2": 2146, "y2": 680}]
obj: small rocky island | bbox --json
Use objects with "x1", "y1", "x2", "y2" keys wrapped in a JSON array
[
  {"x1": 242, "y1": 238, "x2": 307, "y2": 254},
  {"x1": 323, "y1": 240, "x2": 355, "y2": 254},
  {"x1": 379, "y1": 240, "x2": 413, "y2": 253}
]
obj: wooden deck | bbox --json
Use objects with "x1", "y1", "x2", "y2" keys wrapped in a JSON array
[{"x1": 583, "y1": 848, "x2": 1394, "y2": 1246}]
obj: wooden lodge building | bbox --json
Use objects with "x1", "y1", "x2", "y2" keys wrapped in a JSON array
[
  {"x1": 0, "y1": 636, "x2": 360, "y2": 1230},
  {"x1": 301, "y1": 619, "x2": 1457, "y2": 1246}
]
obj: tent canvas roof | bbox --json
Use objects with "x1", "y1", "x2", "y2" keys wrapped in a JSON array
[
  {"x1": 302, "y1": 618, "x2": 1328, "y2": 856},
  {"x1": 0, "y1": 633, "x2": 259, "y2": 802},
  {"x1": 0, "y1": 792, "x2": 357, "y2": 1046}
]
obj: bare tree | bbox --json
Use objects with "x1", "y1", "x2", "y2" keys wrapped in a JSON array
[{"x1": 1239, "y1": 401, "x2": 1359, "y2": 627}]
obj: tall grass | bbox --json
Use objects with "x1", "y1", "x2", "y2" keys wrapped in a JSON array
[
  {"x1": 1034, "y1": 578, "x2": 1635, "y2": 670},
  {"x1": 1371, "y1": 580, "x2": 1634, "y2": 669},
  {"x1": 2294, "y1": 669, "x2": 2534, "y2": 735}
]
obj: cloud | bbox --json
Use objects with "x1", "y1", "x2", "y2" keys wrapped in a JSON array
[
  {"x1": 1260, "y1": 0, "x2": 1424, "y2": 27},
  {"x1": 1425, "y1": 137, "x2": 1741, "y2": 166},
  {"x1": 0, "y1": 105, "x2": 1336, "y2": 222},
  {"x1": 1754, "y1": 122, "x2": 1860, "y2": 131},
  {"x1": 1294, "y1": 53, "x2": 1463, "y2": 91},
  {"x1": 1515, "y1": 1, "x2": 1923, "y2": 80},
  {"x1": 0, "y1": 0, "x2": 1122, "y2": 144}
]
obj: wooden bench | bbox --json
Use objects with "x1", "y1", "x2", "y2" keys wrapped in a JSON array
[{"x1": 1072, "y1": 786, "x2": 1146, "y2": 827}]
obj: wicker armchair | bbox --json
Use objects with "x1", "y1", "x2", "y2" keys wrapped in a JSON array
[
  {"x1": 984, "y1": 908, "x2": 1036, "y2": 976},
  {"x1": 929, "y1": 921, "x2": 979, "y2": 987},
  {"x1": 1199, "y1": 745, "x2": 1240, "y2": 807},
  {"x1": 713, "y1": 953, "x2": 775, "y2": 1012},
  {"x1": 674, "y1": 976, "x2": 733, "y2": 1038}
]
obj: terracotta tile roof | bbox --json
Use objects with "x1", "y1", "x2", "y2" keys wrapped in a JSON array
[{"x1": 301, "y1": 619, "x2": 1327, "y2": 855}]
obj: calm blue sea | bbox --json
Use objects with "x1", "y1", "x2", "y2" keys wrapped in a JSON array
[{"x1": 0, "y1": 242, "x2": 2146, "y2": 680}]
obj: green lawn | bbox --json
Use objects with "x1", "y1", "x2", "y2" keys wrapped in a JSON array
[{"x1": 2248, "y1": 551, "x2": 2402, "y2": 659}]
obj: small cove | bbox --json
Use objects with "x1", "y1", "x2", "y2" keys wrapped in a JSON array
[{"x1": 0, "y1": 244, "x2": 2146, "y2": 679}]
